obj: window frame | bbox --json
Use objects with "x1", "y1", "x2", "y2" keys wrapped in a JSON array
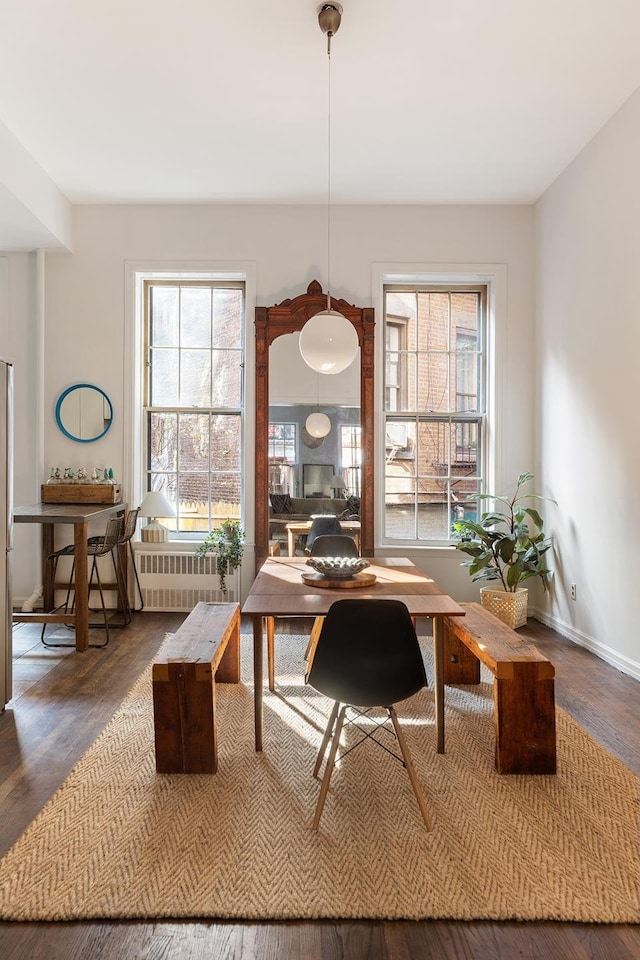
[
  {"x1": 374, "y1": 264, "x2": 504, "y2": 551},
  {"x1": 124, "y1": 262, "x2": 255, "y2": 550}
]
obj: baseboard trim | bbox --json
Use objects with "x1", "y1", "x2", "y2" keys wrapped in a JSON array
[{"x1": 529, "y1": 605, "x2": 640, "y2": 682}]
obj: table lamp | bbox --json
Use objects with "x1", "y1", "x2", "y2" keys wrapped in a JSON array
[
  {"x1": 139, "y1": 490, "x2": 175, "y2": 542},
  {"x1": 330, "y1": 473, "x2": 347, "y2": 498}
]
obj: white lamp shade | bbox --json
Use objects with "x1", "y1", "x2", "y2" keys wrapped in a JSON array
[
  {"x1": 139, "y1": 490, "x2": 175, "y2": 519},
  {"x1": 330, "y1": 473, "x2": 346, "y2": 490},
  {"x1": 305, "y1": 412, "x2": 331, "y2": 438},
  {"x1": 299, "y1": 310, "x2": 359, "y2": 375}
]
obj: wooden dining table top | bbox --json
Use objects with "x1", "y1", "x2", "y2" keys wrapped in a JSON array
[
  {"x1": 243, "y1": 556, "x2": 465, "y2": 754},
  {"x1": 242, "y1": 556, "x2": 465, "y2": 619}
]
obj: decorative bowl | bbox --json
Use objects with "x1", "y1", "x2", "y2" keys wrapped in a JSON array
[{"x1": 306, "y1": 556, "x2": 370, "y2": 579}]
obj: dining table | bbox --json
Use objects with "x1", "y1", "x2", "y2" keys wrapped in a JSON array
[
  {"x1": 12, "y1": 501, "x2": 128, "y2": 652},
  {"x1": 241, "y1": 556, "x2": 465, "y2": 753}
]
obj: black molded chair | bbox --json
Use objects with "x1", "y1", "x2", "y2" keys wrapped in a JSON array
[
  {"x1": 42, "y1": 516, "x2": 125, "y2": 648},
  {"x1": 307, "y1": 598, "x2": 432, "y2": 831},
  {"x1": 309, "y1": 534, "x2": 359, "y2": 558},
  {"x1": 304, "y1": 515, "x2": 342, "y2": 555}
]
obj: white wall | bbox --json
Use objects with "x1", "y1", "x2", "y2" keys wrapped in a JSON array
[
  {"x1": 6, "y1": 202, "x2": 534, "y2": 604},
  {"x1": 0, "y1": 253, "x2": 42, "y2": 597},
  {"x1": 535, "y1": 86, "x2": 640, "y2": 679}
]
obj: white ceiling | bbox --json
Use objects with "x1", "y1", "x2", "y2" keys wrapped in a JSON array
[{"x1": 1, "y1": 0, "x2": 640, "y2": 246}]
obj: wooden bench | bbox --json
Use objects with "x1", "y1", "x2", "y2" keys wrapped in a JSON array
[
  {"x1": 152, "y1": 601, "x2": 241, "y2": 774},
  {"x1": 442, "y1": 602, "x2": 556, "y2": 774}
]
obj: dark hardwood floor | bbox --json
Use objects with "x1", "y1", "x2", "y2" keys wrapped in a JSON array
[{"x1": 1, "y1": 613, "x2": 639, "y2": 959}]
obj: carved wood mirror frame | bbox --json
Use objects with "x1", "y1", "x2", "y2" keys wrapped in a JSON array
[{"x1": 255, "y1": 280, "x2": 374, "y2": 569}]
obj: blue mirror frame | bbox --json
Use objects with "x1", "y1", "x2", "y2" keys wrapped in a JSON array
[{"x1": 55, "y1": 383, "x2": 113, "y2": 443}]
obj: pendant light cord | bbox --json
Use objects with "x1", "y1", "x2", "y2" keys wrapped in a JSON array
[{"x1": 326, "y1": 33, "x2": 332, "y2": 312}]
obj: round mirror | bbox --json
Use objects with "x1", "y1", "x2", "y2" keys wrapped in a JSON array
[{"x1": 55, "y1": 384, "x2": 113, "y2": 443}]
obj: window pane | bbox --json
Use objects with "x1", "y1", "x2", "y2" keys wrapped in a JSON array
[
  {"x1": 454, "y1": 340, "x2": 479, "y2": 413},
  {"x1": 385, "y1": 498, "x2": 416, "y2": 539},
  {"x1": 178, "y1": 413, "x2": 210, "y2": 472},
  {"x1": 178, "y1": 473, "x2": 210, "y2": 511},
  {"x1": 386, "y1": 291, "x2": 417, "y2": 349},
  {"x1": 211, "y1": 415, "x2": 241, "y2": 470},
  {"x1": 181, "y1": 287, "x2": 212, "y2": 348},
  {"x1": 180, "y1": 349, "x2": 212, "y2": 407},
  {"x1": 385, "y1": 418, "x2": 416, "y2": 540},
  {"x1": 211, "y1": 472, "x2": 241, "y2": 520},
  {"x1": 150, "y1": 287, "x2": 179, "y2": 346},
  {"x1": 416, "y1": 351, "x2": 449, "y2": 413},
  {"x1": 150, "y1": 348, "x2": 179, "y2": 406},
  {"x1": 149, "y1": 412, "x2": 177, "y2": 471},
  {"x1": 148, "y1": 472, "x2": 176, "y2": 503},
  {"x1": 417, "y1": 499, "x2": 451, "y2": 540},
  {"x1": 212, "y1": 351, "x2": 242, "y2": 407},
  {"x1": 213, "y1": 289, "x2": 243, "y2": 348}
]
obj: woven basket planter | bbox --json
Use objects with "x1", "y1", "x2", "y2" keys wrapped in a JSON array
[{"x1": 480, "y1": 586, "x2": 528, "y2": 629}]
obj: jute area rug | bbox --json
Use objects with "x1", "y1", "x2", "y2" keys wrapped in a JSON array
[{"x1": 0, "y1": 632, "x2": 638, "y2": 923}]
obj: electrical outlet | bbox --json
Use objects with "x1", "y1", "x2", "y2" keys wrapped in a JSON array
[{"x1": 570, "y1": 583, "x2": 577, "y2": 601}]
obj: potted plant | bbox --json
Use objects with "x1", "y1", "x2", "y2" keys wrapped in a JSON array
[
  {"x1": 195, "y1": 519, "x2": 244, "y2": 595},
  {"x1": 452, "y1": 472, "x2": 555, "y2": 628}
]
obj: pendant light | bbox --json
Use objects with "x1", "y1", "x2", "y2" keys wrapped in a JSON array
[
  {"x1": 305, "y1": 373, "x2": 331, "y2": 438},
  {"x1": 305, "y1": 411, "x2": 331, "y2": 438},
  {"x1": 299, "y1": 3, "x2": 359, "y2": 376}
]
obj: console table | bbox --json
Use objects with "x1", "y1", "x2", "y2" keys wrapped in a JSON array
[{"x1": 12, "y1": 502, "x2": 128, "y2": 652}]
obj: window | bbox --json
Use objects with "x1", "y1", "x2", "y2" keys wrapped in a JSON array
[
  {"x1": 383, "y1": 285, "x2": 485, "y2": 543},
  {"x1": 144, "y1": 280, "x2": 244, "y2": 535},
  {"x1": 268, "y1": 422, "x2": 297, "y2": 462},
  {"x1": 268, "y1": 422, "x2": 297, "y2": 495},
  {"x1": 340, "y1": 424, "x2": 362, "y2": 496}
]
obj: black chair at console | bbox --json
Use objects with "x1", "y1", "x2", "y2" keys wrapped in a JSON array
[
  {"x1": 42, "y1": 515, "x2": 125, "y2": 648},
  {"x1": 306, "y1": 598, "x2": 432, "y2": 831},
  {"x1": 88, "y1": 506, "x2": 143, "y2": 619}
]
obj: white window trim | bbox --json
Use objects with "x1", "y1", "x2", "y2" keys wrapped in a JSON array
[
  {"x1": 123, "y1": 260, "x2": 256, "y2": 545},
  {"x1": 371, "y1": 261, "x2": 507, "y2": 552}
]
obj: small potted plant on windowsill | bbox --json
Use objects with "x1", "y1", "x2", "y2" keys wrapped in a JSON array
[
  {"x1": 195, "y1": 519, "x2": 244, "y2": 595},
  {"x1": 452, "y1": 472, "x2": 556, "y2": 629}
]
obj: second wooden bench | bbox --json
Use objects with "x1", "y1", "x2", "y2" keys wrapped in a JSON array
[
  {"x1": 152, "y1": 601, "x2": 241, "y2": 774},
  {"x1": 442, "y1": 602, "x2": 556, "y2": 774}
]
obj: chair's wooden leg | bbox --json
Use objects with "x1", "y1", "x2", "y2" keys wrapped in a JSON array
[
  {"x1": 388, "y1": 706, "x2": 432, "y2": 830},
  {"x1": 266, "y1": 616, "x2": 275, "y2": 691},
  {"x1": 313, "y1": 704, "x2": 347, "y2": 830},
  {"x1": 304, "y1": 616, "x2": 325, "y2": 664},
  {"x1": 313, "y1": 699, "x2": 341, "y2": 778}
]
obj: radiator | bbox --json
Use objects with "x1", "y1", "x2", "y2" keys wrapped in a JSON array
[{"x1": 134, "y1": 551, "x2": 240, "y2": 612}]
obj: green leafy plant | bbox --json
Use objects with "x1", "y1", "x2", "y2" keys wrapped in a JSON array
[
  {"x1": 453, "y1": 472, "x2": 555, "y2": 593},
  {"x1": 195, "y1": 519, "x2": 244, "y2": 594}
]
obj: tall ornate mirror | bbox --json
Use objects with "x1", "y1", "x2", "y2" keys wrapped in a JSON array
[{"x1": 255, "y1": 280, "x2": 374, "y2": 569}]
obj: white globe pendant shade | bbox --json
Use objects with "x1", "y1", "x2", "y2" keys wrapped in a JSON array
[
  {"x1": 305, "y1": 411, "x2": 331, "y2": 438},
  {"x1": 299, "y1": 310, "x2": 359, "y2": 375}
]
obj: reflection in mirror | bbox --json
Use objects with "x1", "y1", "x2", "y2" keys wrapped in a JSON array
[
  {"x1": 55, "y1": 384, "x2": 113, "y2": 442},
  {"x1": 255, "y1": 281, "x2": 374, "y2": 567},
  {"x1": 268, "y1": 332, "x2": 361, "y2": 499}
]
